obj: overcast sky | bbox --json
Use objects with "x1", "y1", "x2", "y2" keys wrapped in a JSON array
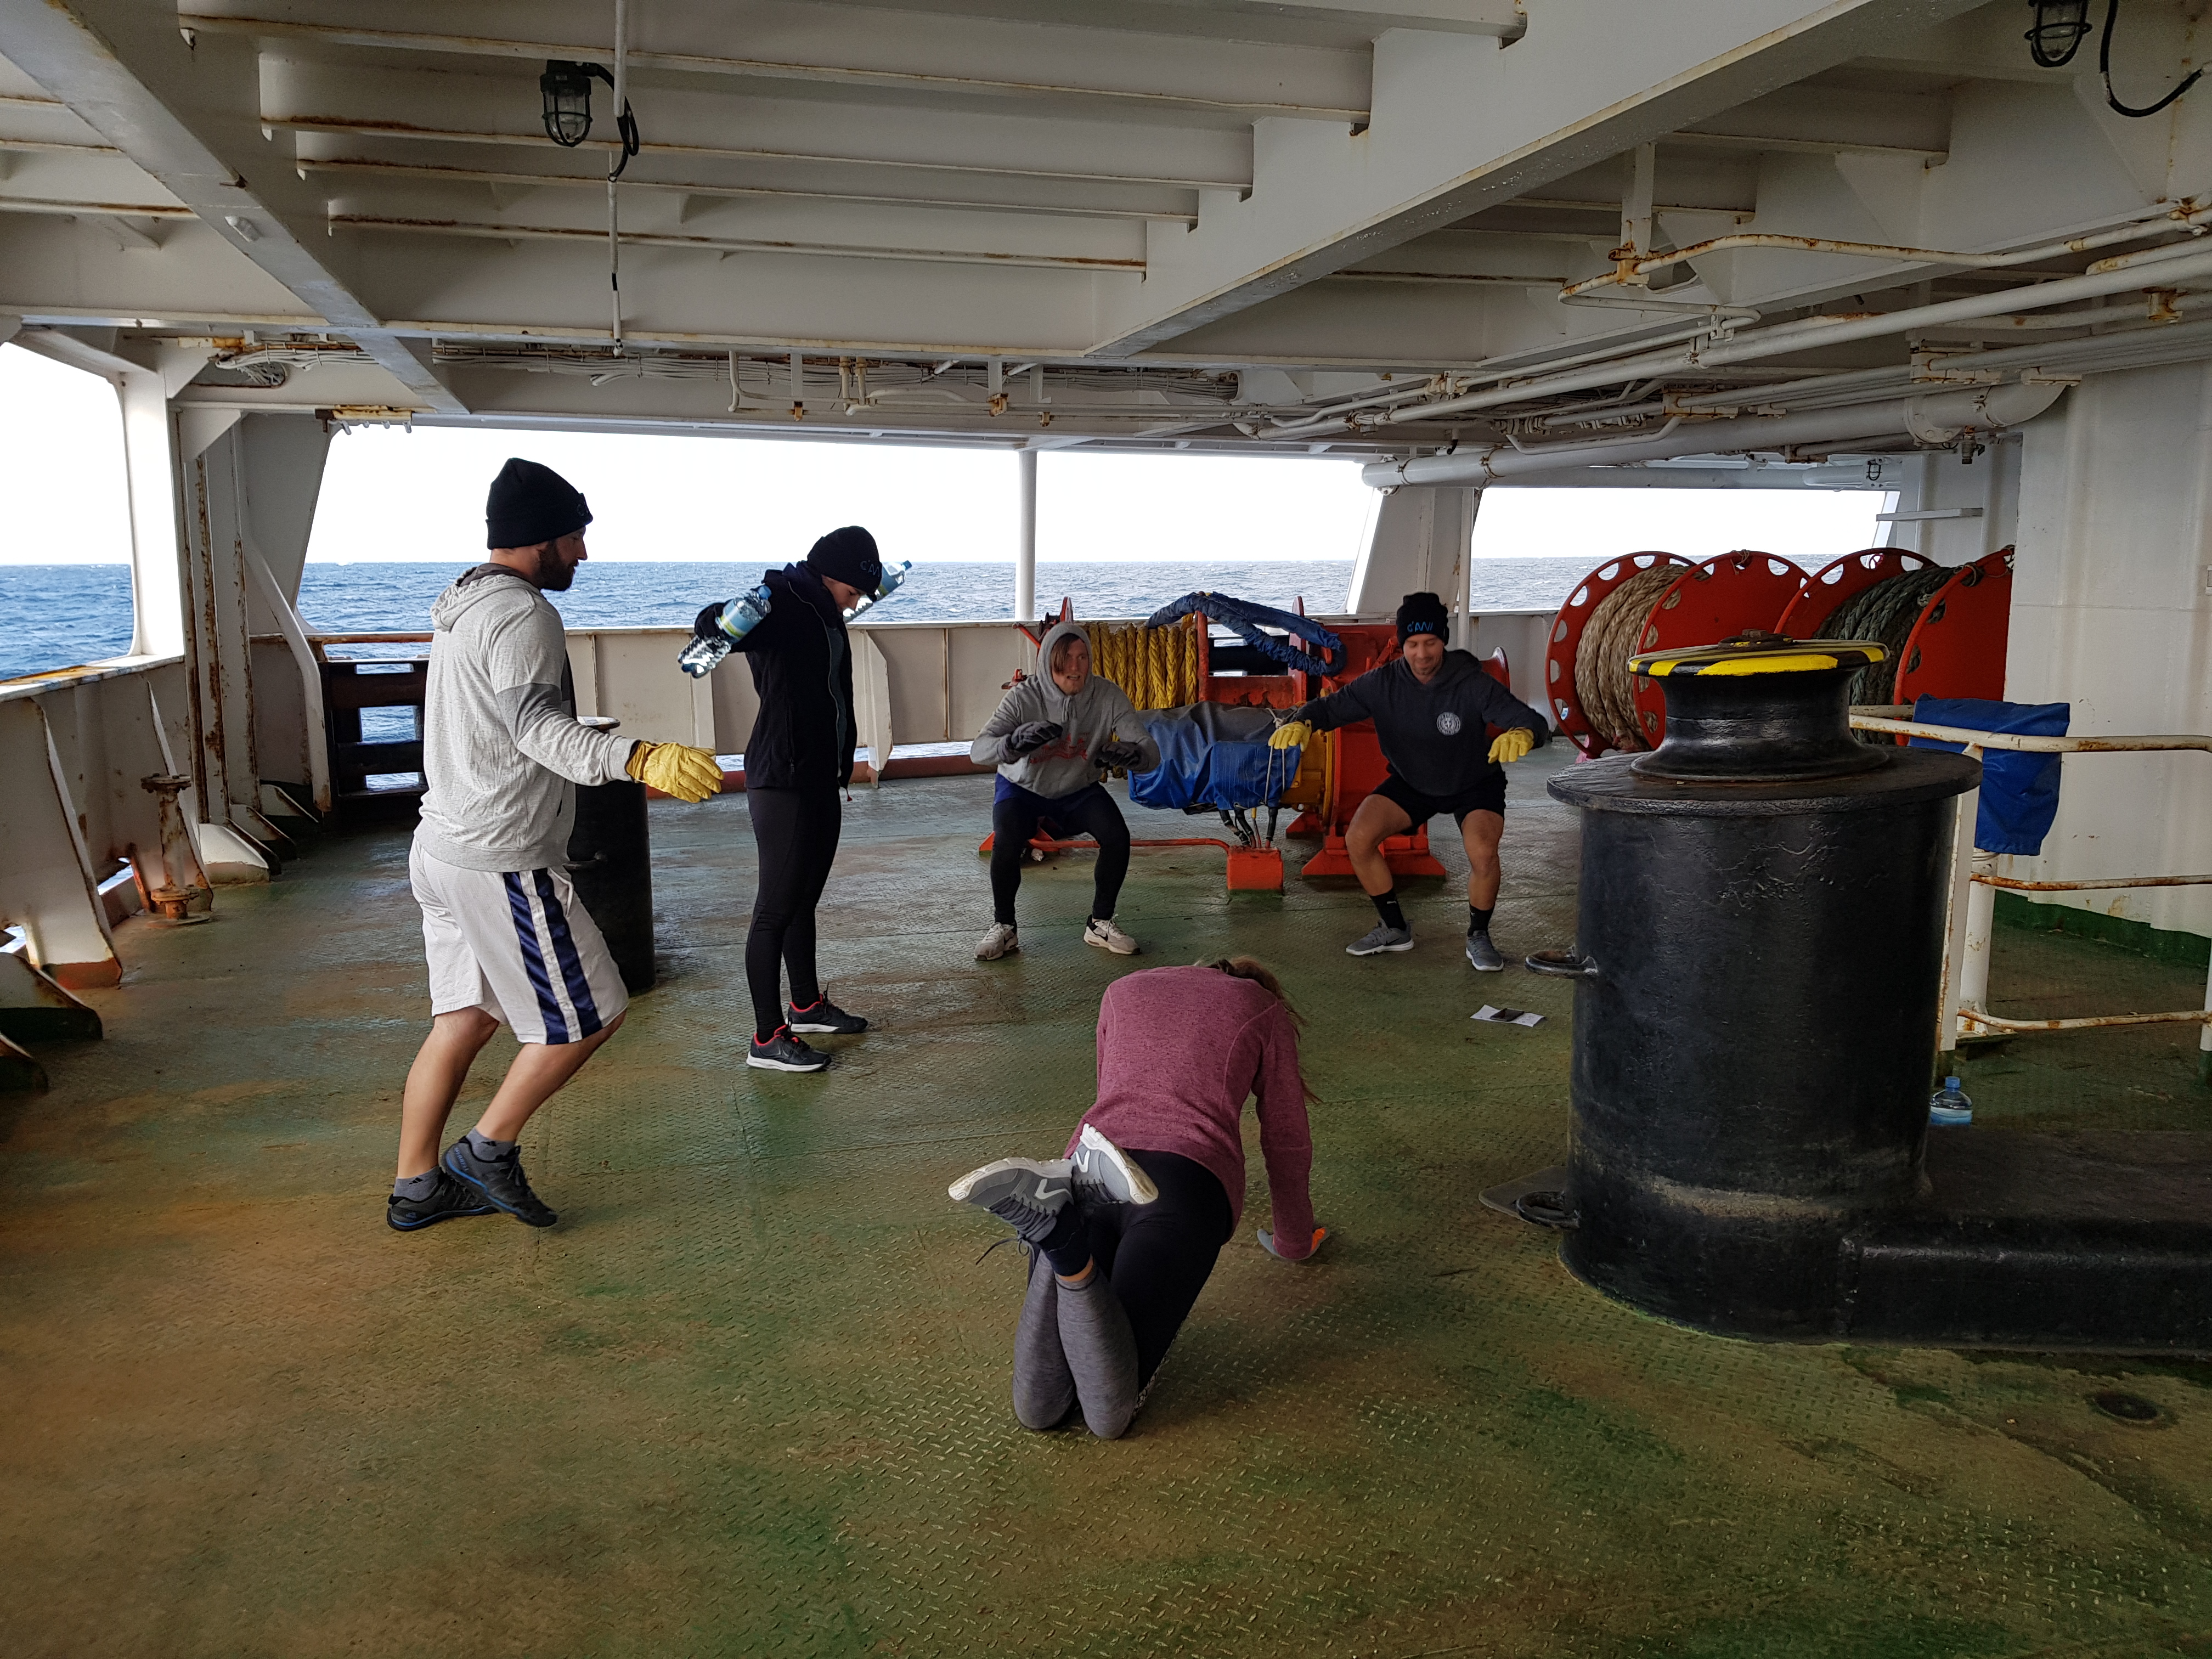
[{"x1": 4, "y1": 341, "x2": 1888, "y2": 568}]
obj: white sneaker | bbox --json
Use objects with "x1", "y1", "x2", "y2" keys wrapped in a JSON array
[
  {"x1": 975, "y1": 922, "x2": 1020, "y2": 961},
  {"x1": 1074, "y1": 1124, "x2": 1160, "y2": 1204},
  {"x1": 1084, "y1": 916, "x2": 1139, "y2": 955}
]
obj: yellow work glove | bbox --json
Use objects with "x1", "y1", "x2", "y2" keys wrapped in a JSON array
[
  {"x1": 1488, "y1": 727, "x2": 1537, "y2": 765},
  {"x1": 625, "y1": 741, "x2": 724, "y2": 803},
  {"x1": 1269, "y1": 719, "x2": 1313, "y2": 751}
]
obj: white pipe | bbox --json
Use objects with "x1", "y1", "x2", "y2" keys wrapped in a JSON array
[
  {"x1": 608, "y1": 0, "x2": 627, "y2": 352},
  {"x1": 1384, "y1": 241, "x2": 2212, "y2": 428},
  {"x1": 1015, "y1": 448, "x2": 1037, "y2": 620},
  {"x1": 1565, "y1": 204, "x2": 2212, "y2": 298},
  {"x1": 1363, "y1": 380, "x2": 2066, "y2": 488}
]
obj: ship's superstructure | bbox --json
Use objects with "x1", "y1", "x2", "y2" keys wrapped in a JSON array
[{"x1": 3, "y1": 5, "x2": 2212, "y2": 1651}]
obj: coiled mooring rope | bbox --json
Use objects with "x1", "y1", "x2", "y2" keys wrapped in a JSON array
[
  {"x1": 1573, "y1": 563, "x2": 1682, "y2": 751},
  {"x1": 1821, "y1": 562, "x2": 1954, "y2": 712},
  {"x1": 1088, "y1": 614, "x2": 1204, "y2": 709}
]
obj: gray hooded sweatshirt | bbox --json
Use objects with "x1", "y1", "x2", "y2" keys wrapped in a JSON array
[
  {"x1": 414, "y1": 566, "x2": 634, "y2": 872},
  {"x1": 970, "y1": 620, "x2": 1161, "y2": 800}
]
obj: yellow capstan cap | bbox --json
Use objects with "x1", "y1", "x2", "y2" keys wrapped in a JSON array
[{"x1": 1630, "y1": 630, "x2": 1886, "y2": 680}]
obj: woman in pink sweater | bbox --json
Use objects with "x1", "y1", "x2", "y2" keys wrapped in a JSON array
[{"x1": 947, "y1": 957, "x2": 1326, "y2": 1438}]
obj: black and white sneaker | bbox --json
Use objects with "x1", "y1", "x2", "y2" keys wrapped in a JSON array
[
  {"x1": 441, "y1": 1139, "x2": 558, "y2": 1228},
  {"x1": 1465, "y1": 931, "x2": 1505, "y2": 972},
  {"x1": 788, "y1": 996, "x2": 867, "y2": 1035},
  {"x1": 1073, "y1": 1124, "x2": 1159, "y2": 1205},
  {"x1": 947, "y1": 1156, "x2": 1075, "y2": 1246},
  {"x1": 385, "y1": 1170, "x2": 496, "y2": 1232},
  {"x1": 747, "y1": 1026, "x2": 831, "y2": 1072}
]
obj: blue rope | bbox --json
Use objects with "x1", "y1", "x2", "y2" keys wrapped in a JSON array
[{"x1": 1142, "y1": 591, "x2": 1345, "y2": 675}]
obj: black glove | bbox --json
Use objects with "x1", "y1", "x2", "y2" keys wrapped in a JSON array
[
  {"x1": 1006, "y1": 721, "x2": 1063, "y2": 757},
  {"x1": 693, "y1": 601, "x2": 726, "y2": 641},
  {"x1": 1096, "y1": 740, "x2": 1147, "y2": 770}
]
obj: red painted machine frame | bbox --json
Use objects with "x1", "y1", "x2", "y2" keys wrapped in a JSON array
[
  {"x1": 1775, "y1": 546, "x2": 1939, "y2": 638},
  {"x1": 1626, "y1": 551, "x2": 1808, "y2": 749},
  {"x1": 1895, "y1": 547, "x2": 2015, "y2": 706},
  {"x1": 1544, "y1": 553, "x2": 1690, "y2": 758}
]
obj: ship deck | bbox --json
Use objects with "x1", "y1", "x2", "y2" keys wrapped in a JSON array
[{"x1": 4, "y1": 751, "x2": 2210, "y2": 1658}]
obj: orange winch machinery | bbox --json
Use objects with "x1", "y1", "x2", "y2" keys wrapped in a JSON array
[{"x1": 985, "y1": 597, "x2": 1513, "y2": 888}]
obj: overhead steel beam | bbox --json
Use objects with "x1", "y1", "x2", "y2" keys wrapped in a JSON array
[
  {"x1": 0, "y1": 0, "x2": 466, "y2": 412},
  {"x1": 177, "y1": 14, "x2": 1370, "y2": 123},
  {"x1": 1089, "y1": 0, "x2": 1991, "y2": 357}
]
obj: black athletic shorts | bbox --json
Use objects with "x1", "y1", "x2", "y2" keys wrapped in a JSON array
[{"x1": 1373, "y1": 768, "x2": 1506, "y2": 826}]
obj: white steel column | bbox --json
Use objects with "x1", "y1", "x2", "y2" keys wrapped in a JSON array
[
  {"x1": 119, "y1": 370, "x2": 184, "y2": 658},
  {"x1": 1015, "y1": 448, "x2": 1037, "y2": 621}
]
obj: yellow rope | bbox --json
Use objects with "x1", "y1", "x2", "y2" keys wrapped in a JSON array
[{"x1": 1086, "y1": 616, "x2": 1201, "y2": 710}]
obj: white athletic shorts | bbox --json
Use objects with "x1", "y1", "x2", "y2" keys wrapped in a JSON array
[{"x1": 409, "y1": 841, "x2": 628, "y2": 1045}]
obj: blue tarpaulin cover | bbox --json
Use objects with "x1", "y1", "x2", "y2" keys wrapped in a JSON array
[
  {"x1": 1129, "y1": 704, "x2": 1301, "y2": 812},
  {"x1": 1908, "y1": 696, "x2": 2070, "y2": 855}
]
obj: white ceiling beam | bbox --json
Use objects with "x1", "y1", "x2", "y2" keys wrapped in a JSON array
[
  {"x1": 0, "y1": 0, "x2": 466, "y2": 411},
  {"x1": 1088, "y1": 0, "x2": 1993, "y2": 356},
  {"x1": 179, "y1": 11, "x2": 1369, "y2": 123},
  {"x1": 298, "y1": 156, "x2": 1201, "y2": 225}
]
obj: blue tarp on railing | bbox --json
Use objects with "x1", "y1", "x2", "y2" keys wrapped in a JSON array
[
  {"x1": 1907, "y1": 696, "x2": 2070, "y2": 855},
  {"x1": 1129, "y1": 704, "x2": 1301, "y2": 812}
]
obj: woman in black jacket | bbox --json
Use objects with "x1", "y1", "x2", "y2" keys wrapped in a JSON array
[{"x1": 694, "y1": 527, "x2": 879, "y2": 1072}]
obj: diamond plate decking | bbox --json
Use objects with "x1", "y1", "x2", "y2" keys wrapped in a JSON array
[{"x1": 3, "y1": 752, "x2": 2208, "y2": 1657}]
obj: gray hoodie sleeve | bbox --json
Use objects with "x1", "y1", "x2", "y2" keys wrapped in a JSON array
[
  {"x1": 484, "y1": 602, "x2": 634, "y2": 786},
  {"x1": 970, "y1": 676, "x2": 1043, "y2": 768}
]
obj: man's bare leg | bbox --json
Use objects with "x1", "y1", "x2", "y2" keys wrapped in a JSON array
[
  {"x1": 397, "y1": 1008, "x2": 500, "y2": 1179},
  {"x1": 1460, "y1": 810, "x2": 1503, "y2": 910},
  {"x1": 473, "y1": 1013, "x2": 624, "y2": 1142},
  {"x1": 1460, "y1": 809, "x2": 1506, "y2": 970},
  {"x1": 1345, "y1": 793, "x2": 1419, "y2": 953},
  {"x1": 1345, "y1": 792, "x2": 1414, "y2": 896}
]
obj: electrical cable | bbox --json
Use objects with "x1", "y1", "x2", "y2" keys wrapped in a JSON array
[
  {"x1": 1820, "y1": 562, "x2": 1955, "y2": 721},
  {"x1": 2101, "y1": 0, "x2": 2204, "y2": 117},
  {"x1": 1572, "y1": 563, "x2": 1681, "y2": 752}
]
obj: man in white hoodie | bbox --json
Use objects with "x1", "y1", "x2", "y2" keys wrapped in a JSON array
[
  {"x1": 969, "y1": 620, "x2": 1160, "y2": 961},
  {"x1": 387, "y1": 459, "x2": 723, "y2": 1234}
]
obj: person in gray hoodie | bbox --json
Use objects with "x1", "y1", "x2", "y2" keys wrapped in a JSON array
[
  {"x1": 390, "y1": 458, "x2": 723, "y2": 1235},
  {"x1": 969, "y1": 620, "x2": 1160, "y2": 961}
]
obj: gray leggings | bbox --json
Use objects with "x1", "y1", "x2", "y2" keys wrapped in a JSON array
[{"x1": 1009, "y1": 1148, "x2": 1233, "y2": 1439}]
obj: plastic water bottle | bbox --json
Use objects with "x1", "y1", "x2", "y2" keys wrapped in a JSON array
[
  {"x1": 677, "y1": 584, "x2": 772, "y2": 678},
  {"x1": 845, "y1": 560, "x2": 912, "y2": 618},
  {"x1": 1928, "y1": 1075, "x2": 1973, "y2": 1127}
]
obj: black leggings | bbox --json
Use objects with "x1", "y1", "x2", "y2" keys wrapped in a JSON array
[
  {"x1": 745, "y1": 786, "x2": 840, "y2": 1040},
  {"x1": 991, "y1": 782, "x2": 1131, "y2": 927}
]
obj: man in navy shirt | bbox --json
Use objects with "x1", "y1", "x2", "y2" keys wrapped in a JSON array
[{"x1": 1272, "y1": 592, "x2": 1549, "y2": 968}]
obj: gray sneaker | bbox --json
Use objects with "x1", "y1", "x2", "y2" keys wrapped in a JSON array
[
  {"x1": 1465, "y1": 930, "x2": 1505, "y2": 971},
  {"x1": 947, "y1": 1156, "x2": 1075, "y2": 1246},
  {"x1": 1346, "y1": 923, "x2": 1414, "y2": 956},
  {"x1": 1073, "y1": 1124, "x2": 1159, "y2": 1205}
]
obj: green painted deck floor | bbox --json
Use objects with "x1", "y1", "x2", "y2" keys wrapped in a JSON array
[{"x1": 5, "y1": 752, "x2": 2210, "y2": 1658}]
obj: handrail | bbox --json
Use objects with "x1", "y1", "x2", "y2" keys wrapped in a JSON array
[
  {"x1": 1849, "y1": 710, "x2": 2212, "y2": 754},
  {"x1": 1853, "y1": 708, "x2": 2212, "y2": 1058}
]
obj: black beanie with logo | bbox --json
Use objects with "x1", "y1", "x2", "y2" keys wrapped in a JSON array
[
  {"x1": 486, "y1": 458, "x2": 592, "y2": 550},
  {"x1": 806, "y1": 525, "x2": 884, "y2": 592},
  {"x1": 1396, "y1": 591, "x2": 1450, "y2": 645}
]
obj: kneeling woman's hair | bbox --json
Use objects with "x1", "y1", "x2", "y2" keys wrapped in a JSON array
[{"x1": 1194, "y1": 955, "x2": 1319, "y2": 1103}]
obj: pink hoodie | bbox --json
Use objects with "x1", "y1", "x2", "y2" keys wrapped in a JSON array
[{"x1": 1069, "y1": 965, "x2": 1318, "y2": 1259}]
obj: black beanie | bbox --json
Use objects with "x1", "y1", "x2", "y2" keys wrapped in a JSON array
[
  {"x1": 486, "y1": 458, "x2": 591, "y2": 550},
  {"x1": 1396, "y1": 591, "x2": 1450, "y2": 644},
  {"x1": 806, "y1": 524, "x2": 883, "y2": 592}
]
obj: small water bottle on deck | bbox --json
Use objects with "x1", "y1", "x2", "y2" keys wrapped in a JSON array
[
  {"x1": 678, "y1": 585, "x2": 772, "y2": 678},
  {"x1": 1928, "y1": 1075, "x2": 1973, "y2": 1127}
]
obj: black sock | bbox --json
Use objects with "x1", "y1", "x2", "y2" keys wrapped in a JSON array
[
  {"x1": 1469, "y1": 905, "x2": 1493, "y2": 936},
  {"x1": 1371, "y1": 888, "x2": 1406, "y2": 932},
  {"x1": 1041, "y1": 1206, "x2": 1093, "y2": 1278}
]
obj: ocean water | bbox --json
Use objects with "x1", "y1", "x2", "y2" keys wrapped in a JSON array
[{"x1": 3, "y1": 556, "x2": 1611, "y2": 681}]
